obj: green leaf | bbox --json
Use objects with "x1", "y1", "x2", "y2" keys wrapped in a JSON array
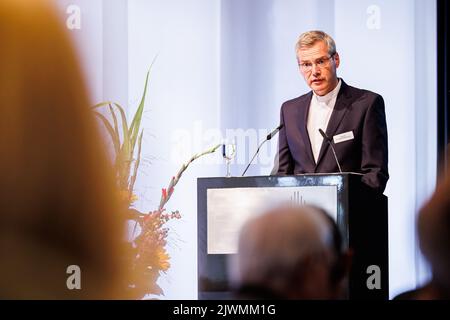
[
  {"x1": 108, "y1": 103, "x2": 121, "y2": 150},
  {"x1": 129, "y1": 130, "x2": 144, "y2": 199},
  {"x1": 93, "y1": 61, "x2": 158, "y2": 204},
  {"x1": 94, "y1": 111, "x2": 120, "y2": 156},
  {"x1": 113, "y1": 103, "x2": 132, "y2": 189},
  {"x1": 92, "y1": 101, "x2": 113, "y2": 109},
  {"x1": 129, "y1": 56, "x2": 157, "y2": 156},
  {"x1": 111, "y1": 102, "x2": 130, "y2": 146},
  {"x1": 129, "y1": 70, "x2": 150, "y2": 156}
]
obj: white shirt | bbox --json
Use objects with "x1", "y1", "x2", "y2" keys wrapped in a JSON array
[{"x1": 307, "y1": 79, "x2": 342, "y2": 163}]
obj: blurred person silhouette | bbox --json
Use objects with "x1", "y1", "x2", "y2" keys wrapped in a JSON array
[
  {"x1": 394, "y1": 162, "x2": 450, "y2": 300},
  {"x1": 230, "y1": 205, "x2": 351, "y2": 300},
  {"x1": 0, "y1": 0, "x2": 126, "y2": 299}
]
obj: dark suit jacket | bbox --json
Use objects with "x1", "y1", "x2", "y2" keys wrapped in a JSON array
[{"x1": 276, "y1": 79, "x2": 389, "y2": 193}]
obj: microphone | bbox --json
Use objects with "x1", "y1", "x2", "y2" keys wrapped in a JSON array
[
  {"x1": 319, "y1": 129, "x2": 342, "y2": 173},
  {"x1": 266, "y1": 124, "x2": 284, "y2": 140},
  {"x1": 242, "y1": 124, "x2": 284, "y2": 176}
]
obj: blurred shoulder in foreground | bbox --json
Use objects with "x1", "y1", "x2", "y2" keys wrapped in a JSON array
[{"x1": 0, "y1": 0, "x2": 127, "y2": 299}]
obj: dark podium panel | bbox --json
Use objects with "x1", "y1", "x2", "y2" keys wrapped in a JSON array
[{"x1": 197, "y1": 173, "x2": 388, "y2": 300}]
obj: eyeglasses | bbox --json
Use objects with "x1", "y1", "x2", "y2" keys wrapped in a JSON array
[{"x1": 298, "y1": 54, "x2": 335, "y2": 73}]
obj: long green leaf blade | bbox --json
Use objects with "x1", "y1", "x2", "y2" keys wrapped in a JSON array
[
  {"x1": 94, "y1": 111, "x2": 120, "y2": 156},
  {"x1": 129, "y1": 70, "x2": 150, "y2": 155},
  {"x1": 129, "y1": 130, "x2": 144, "y2": 199},
  {"x1": 108, "y1": 103, "x2": 121, "y2": 148},
  {"x1": 92, "y1": 101, "x2": 113, "y2": 109},
  {"x1": 129, "y1": 56, "x2": 157, "y2": 155},
  {"x1": 113, "y1": 102, "x2": 130, "y2": 154},
  {"x1": 113, "y1": 103, "x2": 132, "y2": 190}
]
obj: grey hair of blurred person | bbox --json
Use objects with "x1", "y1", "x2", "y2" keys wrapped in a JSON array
[{"x1": 230, "y1": 205, "x2": 340, "y2": 296}]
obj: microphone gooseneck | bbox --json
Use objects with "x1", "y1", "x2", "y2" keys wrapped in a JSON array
[
  {"x1": 242, "y1": 124, "x2": 284, "y2": 177},
  {"x1": 319, "y1": 129, "x2": 343, "y2": 173}
]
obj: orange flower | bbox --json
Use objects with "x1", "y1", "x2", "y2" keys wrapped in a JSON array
[{"x1": 157, "y1": 247, "x2": 170, "y2": 271}]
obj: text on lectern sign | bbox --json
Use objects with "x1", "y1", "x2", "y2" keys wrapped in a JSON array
[{"x1": 207, "y1": 186, "x2": 337, "y2": 254}]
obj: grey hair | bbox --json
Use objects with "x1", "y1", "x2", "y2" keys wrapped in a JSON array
[
  {"x1": 295, "y1": 30, "x2": 337, "y2": 56},
  {"x1": 230, "y1": 205, "x2": 335, "y2": 293}
]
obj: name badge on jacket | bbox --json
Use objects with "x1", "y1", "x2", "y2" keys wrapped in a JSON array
[{"x1": 333, "y1": 131, "x2": 354, "y2": 144}]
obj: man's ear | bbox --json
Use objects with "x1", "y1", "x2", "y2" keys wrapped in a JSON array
[{"x1": 334, "y1": 52, "x2": 340, "y2": 69}]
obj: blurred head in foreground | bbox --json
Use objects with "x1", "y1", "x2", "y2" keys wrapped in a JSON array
[
  {"x1": 232, "y1": 205, "x2": 350, "y2": 300},
  {"x1": 417, "y1": 163, "x2": 450, "y2": 299},
  {"x1": 0, "y1": 0, "x2": 125, "y2": 299}
]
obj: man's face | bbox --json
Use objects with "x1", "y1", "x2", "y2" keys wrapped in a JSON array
[{"x1": 297, "y1": 40, "x2": 340, "y2": 96}]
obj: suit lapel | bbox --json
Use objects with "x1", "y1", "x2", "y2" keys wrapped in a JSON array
[
  {"x1": 315, "y1": 80, "x2": 352, "y2": 169},
  {"x1": 297, "y1": 92, "x2": 316, "y2": 169}
]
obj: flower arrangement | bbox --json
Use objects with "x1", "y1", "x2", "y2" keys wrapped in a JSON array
[{"x1": 93, "y1": 69, "x2": 220, "y2": 298}]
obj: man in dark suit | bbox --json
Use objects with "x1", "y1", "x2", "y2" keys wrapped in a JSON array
[{"x1": 276, "y1": 30, "x2": 389, "y2": 193}]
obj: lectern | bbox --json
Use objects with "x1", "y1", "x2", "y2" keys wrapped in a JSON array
[{"x1": 197, "y1": 173, "x2": 388, "y2": 300}]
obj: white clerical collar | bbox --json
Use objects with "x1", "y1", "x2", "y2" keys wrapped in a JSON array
[{"x1": 313, "y1": 79, "x2": 342, "y2": 104}]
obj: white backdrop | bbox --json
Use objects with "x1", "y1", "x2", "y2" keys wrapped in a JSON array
[{"x1": 57, "y1": 0, "x2": 437, "y2": 299}]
